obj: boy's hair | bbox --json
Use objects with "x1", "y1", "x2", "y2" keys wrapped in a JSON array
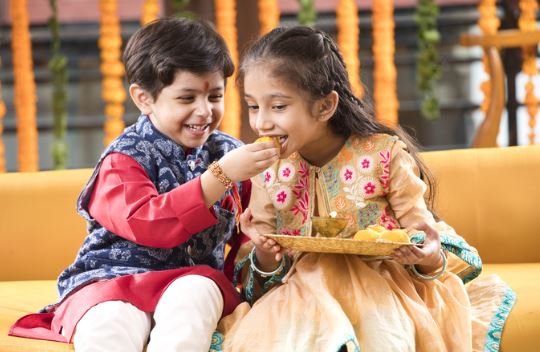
[
  {"x1": 239, "y1": 26, "x2": 437, "y2": 212},
  {"x1": 123, "y1": 17, "x2": 234, "y2": 99}
]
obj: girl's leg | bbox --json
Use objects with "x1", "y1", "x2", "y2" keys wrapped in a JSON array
[
  {"x1": 147, "y1": 275, "x2": 224, "y2": 352},
  {"x1": 73, "y1": 300, "x2": 152, "y2": 352}
]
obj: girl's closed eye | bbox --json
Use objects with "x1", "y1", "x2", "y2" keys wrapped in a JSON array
[{"x1": 272, "y1": 104, "x2": 287, "y2": 112}]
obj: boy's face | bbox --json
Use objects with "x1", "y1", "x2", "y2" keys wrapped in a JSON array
[{"x1": 146, "y1": 70, "x2": 225, "y2": 148}]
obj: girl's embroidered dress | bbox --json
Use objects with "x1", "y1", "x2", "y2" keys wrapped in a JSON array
[
  {"x1": 9, "y1": 115, "x2": 248, "y2": 343},
  {"x1": 217, "y1": 134, "x2": 515, "y2": 352}
]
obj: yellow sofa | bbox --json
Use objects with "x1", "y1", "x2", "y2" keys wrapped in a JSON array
[{"x1": 1, "y1": 145, "x2": 539, "y2": 351}]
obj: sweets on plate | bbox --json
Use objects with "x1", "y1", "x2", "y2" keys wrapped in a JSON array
[{"x1": 353, "y1": 225, "x2": 410, "y2": 244}]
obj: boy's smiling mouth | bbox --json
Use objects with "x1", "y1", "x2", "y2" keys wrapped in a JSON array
[{"x1": 186, "y1": 124, "x2": 210, "y2": 132}]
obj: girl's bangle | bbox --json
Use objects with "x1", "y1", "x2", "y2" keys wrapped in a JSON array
[
  {"x1": 409, "y1": 250, "x2": 447, "y2": 281},
  {"x1": 249, "y1": 246, "x2": 284, "y2": 277},
  {"x1": 208, "y1": 161, "x2": 233, "y2": 189}
]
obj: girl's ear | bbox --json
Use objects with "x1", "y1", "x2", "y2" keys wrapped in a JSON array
[
  {"x1": 129, "y1": 84, "x2": 154, "y2": 115},
  {"x1": 315, "y1": 90, "x2": 339, "y2": 121}
]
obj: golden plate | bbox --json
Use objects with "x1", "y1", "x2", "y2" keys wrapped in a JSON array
[{"x1": 265, "y1": 234, "x2": 417, "y2": 256}]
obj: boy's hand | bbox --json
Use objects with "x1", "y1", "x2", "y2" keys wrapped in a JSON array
[
  {"x1": 240, "y1": 208, "x2": 284, "y2": 264},
  {"x1": 219, "y1": 142, "x2": 279, "y2": 183}
]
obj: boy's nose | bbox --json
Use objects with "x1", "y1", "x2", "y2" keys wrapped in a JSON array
[{"x1": 195, "y1": 100, "x2": 212, "y2": 117}]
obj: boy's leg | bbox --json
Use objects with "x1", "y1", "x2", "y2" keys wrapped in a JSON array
[
  {"x1": 72, "y1": 300, "x2": 152, "y2": 352},
  {"x1": 147, "y1": 275, "x2": 224, "y2": 352}
]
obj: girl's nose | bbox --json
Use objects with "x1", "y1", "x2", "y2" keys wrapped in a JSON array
[{"x1": 255, "y1": 111, "x2": 273, "y2": 131}]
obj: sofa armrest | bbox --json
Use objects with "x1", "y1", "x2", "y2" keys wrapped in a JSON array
[{"x1": 0, "y1": 169, "x2": 92, "y2": 281}]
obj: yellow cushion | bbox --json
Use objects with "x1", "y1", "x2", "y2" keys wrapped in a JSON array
[
  {"x1": 0, "y1": 169, "x2": 91, "y2": 281},
  {"x1": 422, "y1": 145, "x2": 540, "y2": 264},
  {"x1": 482, "y1": 263, "x2": 540, "y2": 352},
  {"x1": 0, "y1": 281, "x2": 73, "y2": 351}
]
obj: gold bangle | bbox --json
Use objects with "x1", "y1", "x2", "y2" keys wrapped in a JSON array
[{"x1": 208, "y1": 161, "x2": 233, "y2": 189}]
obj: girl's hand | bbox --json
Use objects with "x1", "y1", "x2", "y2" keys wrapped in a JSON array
[
  {"x1": 219, "y1": 142, "x2": 279, "y2": 183},
  {"x1": 392, "y1": 222, "x2": 443, "y2": 273},
  {"x1": 240, "y1": 208, "x2": 284, "y2": 264}
]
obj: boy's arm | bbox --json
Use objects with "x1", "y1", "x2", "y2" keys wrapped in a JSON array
[{"x1": 88, "y1": 152, "x2": 218, "y2": 248}]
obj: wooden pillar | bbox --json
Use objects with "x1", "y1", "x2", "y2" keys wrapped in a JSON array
[{"x1": 500, "y1": 1, "x2": 521, "y2": 146}]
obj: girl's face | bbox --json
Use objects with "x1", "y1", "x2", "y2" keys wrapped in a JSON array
[
  {"x1": 145, "y1": 70, "x2": 225, "y2": 148},
  {"x1": 244, "y1": 64, "x2": 340, "y2": 165}
]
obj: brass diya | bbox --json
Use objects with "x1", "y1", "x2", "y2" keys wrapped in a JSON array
[{"x1": 311, "y1": 216, "x2": 349, "y2": 238}]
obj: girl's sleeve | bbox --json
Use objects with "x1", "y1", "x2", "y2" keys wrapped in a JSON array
[
  {"x1": 87, "y1": 152, "x2": 219, "y2": 248},
  {"x1": 386, "y1": 140, "x2": 436, "y2": 227},
  {"x1": 387, "y1": 141, "x2": 482, "y2": 282},
  {"x1": 232, "y1": 173, "x2": 291, "y2": 304}
]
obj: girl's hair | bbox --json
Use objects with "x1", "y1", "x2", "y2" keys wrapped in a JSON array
[
  {"x1": 238, "y1": 26, "x2": 436, "y2": 211},
  {"x1": 123, "y1": 17, "x2": 234, "y2": 99}
]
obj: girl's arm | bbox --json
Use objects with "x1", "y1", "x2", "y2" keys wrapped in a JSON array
[
  {"x1": 88, "y1": 152, "x2": 219, "y2": 248},
  {"x1": 386, "y1": 141, "x2": 444, "y2": 273}
]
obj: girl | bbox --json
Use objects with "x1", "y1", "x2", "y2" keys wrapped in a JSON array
[
  {"x1": 10, "y1": 18, "x2": 279, "y2": 351},
  {"x1": 217, "y1": 26, "x2": 514, "y2": 351}
]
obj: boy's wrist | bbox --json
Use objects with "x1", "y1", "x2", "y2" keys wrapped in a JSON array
[{"x1": 208, "y1": 161, "x2": 233, "y2": 188}]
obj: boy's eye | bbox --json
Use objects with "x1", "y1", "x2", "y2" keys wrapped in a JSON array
[
  {"x1": 178, "y1": 96, "x2": 194, "y2": 102},
  {"x1": 247, "y1": 105, "x2": 259, "y2": 111}
]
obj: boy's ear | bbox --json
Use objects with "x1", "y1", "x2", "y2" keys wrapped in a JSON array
[
  {"x1": 129, "y1": 84, "x2": 154, "y2": 115},
  {"x1": 315, "y1": 90, "x2": 339, "y2": 121}
]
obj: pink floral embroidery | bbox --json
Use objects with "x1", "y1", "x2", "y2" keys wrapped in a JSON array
[
  {"x1": 298, "y1": 160, "x2": 309, "y2": 178},
  {"x1": 278, "y1": 162, "x2": 296, "y2": 182},
  {"x1": 363, "y1": 182, "x2": 376, "y2": 194},
  {"x1": 282, "y1": 168, "x2": 291, "y2": 178},
  {"x1": 380, "y1": 206, "x2": 399, "y2": 230},
  {"x1": 276, "y1": 191, "x2": 287, "y2": 204},
  {"x1": 340, "y1": 164, "x2": 356, "y2": 184},
  {"x1": 290, "y1": 160, "x2": 309, "y2": 224},
  {"x1": 379, "y1": 150, "x2": 391, "y2": 191},
  {"x1": 261, "y1": 168, "x2": 275, "y2": 187},
  {"x1": 361, "y1": 158, "x2": 370, "y2": 169},
  {"x1": 290, "y1": 190, "x2": 309, "y2": 223},
  {"x1": 281, "y1": 229, "x2": 301, "y2": 236}
]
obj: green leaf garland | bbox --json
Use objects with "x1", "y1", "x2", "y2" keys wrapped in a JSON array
[
  {"x1": 48, "y1": 0, "x2": 68, "y2": 169},
  {"x1": 415, "y1": 0, "x2": 441, "y2": 120}
]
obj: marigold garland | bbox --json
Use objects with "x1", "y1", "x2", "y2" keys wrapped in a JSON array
[
  {"x1": 258, "y1": 0, "x2": 280, "y2": 35},
  {"x1": 372, "y1": 0, "x2": 398, "y2": 127},
  {"x1": 99, "y1": 0, "x2": 126, "y2": 146},
  {"x1": 141, "y1": 0, "x2": 159, "y2": 26},
  {"x1": 518, "y1": 0, "x2": 538, "y2": 145},
  {"x1": 215, "y1": 0, "x2": 241, "y2": 138},
  {"x1": 477, "y1": 0, "x2": 500, "y2": 113},
  {"x1": 337, "y1": 0, "x2": 363, "y2": 98},
  {"x1": 0, "y1": 56, "x2": 6, "y2": 173},
  {"x1": 11, "y1": 0, "x2": 39, "y2": 171}
]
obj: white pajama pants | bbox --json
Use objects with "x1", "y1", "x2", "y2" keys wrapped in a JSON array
[{"x1": 71, "y1": 275, "x2": 224, "y2": 352}]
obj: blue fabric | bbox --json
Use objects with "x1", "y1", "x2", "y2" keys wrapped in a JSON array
[
  {"x1": 410, "y1": 232, "x2": 483, "y2": 284},
  {"x1": 484, "y1": 287, "x2": 516, "y2": 352},
  {"x1": 57, "y1": 114, "x2": 243, "y2": 300}
]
